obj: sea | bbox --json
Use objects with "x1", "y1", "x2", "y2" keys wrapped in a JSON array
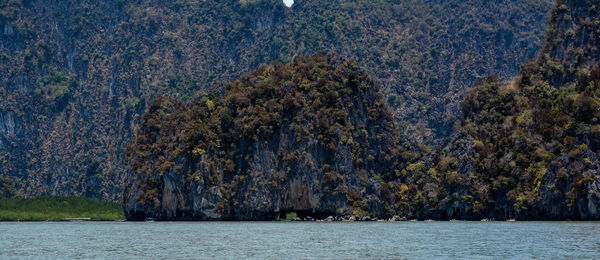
[{"x1": 1, "y1": 221, "x2": 599, "y2": 259}]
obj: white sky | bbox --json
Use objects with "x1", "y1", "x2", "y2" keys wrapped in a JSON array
[{"x1": 283, "y1": 0, "x2": 293, "y2": 7}]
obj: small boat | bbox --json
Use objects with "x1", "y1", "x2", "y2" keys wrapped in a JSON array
[
  {"x1": 425, "y1": 219, "x2": 433, "y2": 222},
  {"x1": 409, "y1": 219, "x2": 417, "y2": 222},
  {"x1": 145, "y1": 218, "x2": 155, "y2": 223},
  {"x1": 506, "y1": 219, "x2": 516, "y2": 222}
]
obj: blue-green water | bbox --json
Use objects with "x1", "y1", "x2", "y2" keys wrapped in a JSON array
[{"x1": 1, "y1": 221, "x2": 599, "y2": 259}]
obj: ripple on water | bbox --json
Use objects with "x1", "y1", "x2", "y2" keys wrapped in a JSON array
[{"x1": 0, "y1": 221, "x2": 599, "y2": 258}]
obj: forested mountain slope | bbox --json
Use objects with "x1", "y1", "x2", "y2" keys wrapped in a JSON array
[
  {"x1": 127, "y1": 0, "x2": 600, "y2": 221},
  {"x1": 423, "y1": 0, "x2": 600, "y2": 220},
  {"x1": 0, "y1": 0, "x2": 551, "y2": 199}
]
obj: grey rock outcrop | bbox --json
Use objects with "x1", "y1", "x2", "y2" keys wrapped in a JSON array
[
  {"x1": 123, "y1": 56, "x2": 402, "y2": 220},
  {"x1": 535, "y1": 149, "x2": 600, "y2": 219}
]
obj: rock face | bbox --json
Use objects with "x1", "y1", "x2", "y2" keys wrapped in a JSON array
[
  {"x1": 0, "y1": 111, "x2": 16, "y2": 136},
  {"x1": 124, "y1": 55, "x2": 405, "y2": 220},
  {"x1": 0, "y1": 0, "x2": 551, "y2": 200},
  {"x1": 0, "y1": 111, "x2": 16, "y2": 151},
  {"x1": 0, "y1": 110, "x2": 26, "y2": 179},
  {"x1": 535, "y1": 149, "x2": 600, "y2": 220}
]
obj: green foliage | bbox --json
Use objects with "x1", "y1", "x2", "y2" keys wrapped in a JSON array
[
  {"x1": 0, "y1": 196, "x2": 124, "y2": 221},
  {"x1": 285, "y1": 212, "x2": 297, "y2": 219},
  {"x1": 0, "y1": 177, "x2": 19, "y2": 198},
  {"x1": 35, "y1": 69, "x2": 72, "y2": 105}
]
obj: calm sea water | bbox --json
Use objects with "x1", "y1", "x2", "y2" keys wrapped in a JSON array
[{"x1": 0, "y1": 221, "x2": 599, "y2": 259}]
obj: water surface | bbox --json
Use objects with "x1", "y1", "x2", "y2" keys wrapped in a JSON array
[{"x1": 1, "y1": 221, "x2": 599, "y2": 259}]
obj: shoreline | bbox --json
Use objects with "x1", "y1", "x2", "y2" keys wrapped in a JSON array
[{"x1": 3, "y1": 219, "x2": 600, "y2": 223}]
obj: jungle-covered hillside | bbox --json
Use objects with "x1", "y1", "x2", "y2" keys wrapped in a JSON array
[{"x1": 0, "y1": 0, "x2": 551, "y2": 199}]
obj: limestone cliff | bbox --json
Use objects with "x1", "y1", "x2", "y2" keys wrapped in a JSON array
[
  {"x1": 0, "y1": 0, "x2": 551, "y2": 200},
  {"x1": 433, "y1": 0, "x2": 600, "y2": 220},
  {"x1": 124, "y1": 55, "x2": 406, "y2": 220}
]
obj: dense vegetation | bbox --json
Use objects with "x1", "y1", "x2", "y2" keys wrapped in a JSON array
[
  {"x1": 0, "y1": 196, "x2": 124, "y2": 221},
  {"x1": 126, "y1": 0, "x2": 600, "y2": 220},
  {"x1": 0, "y1": 0, "x2": 551, "y2": 200},
  {"x1": 0, "y1": 176, "x2": 19, "y2": 198},
  {"x1": 414, "y1": 0, "x2": 600, "y2": 219},
  {"x1": 125, "y1": 55, "x2": 425, "y2": 220},
  {"x1": 5, "y1": 0, "x2": 597, "y2": 220}
]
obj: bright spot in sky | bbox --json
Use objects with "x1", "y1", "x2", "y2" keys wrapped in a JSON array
[{"x1": 283, "y1": 0, "x2": 293, "y2": 7}]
